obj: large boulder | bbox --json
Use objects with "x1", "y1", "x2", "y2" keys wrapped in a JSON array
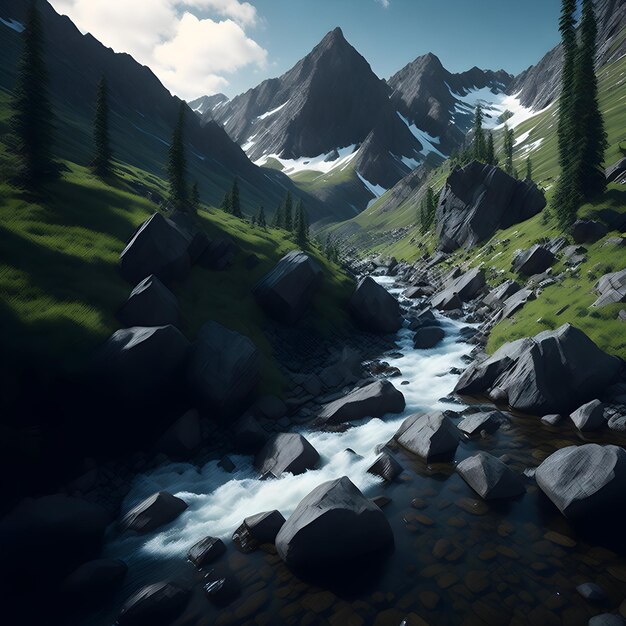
[
  {"x1": 120, "y1": 213, "x2": 191, "y2": 285},
  {"x1": 593, "y1": 269, "x2": 626, "y2": 307},
  {"x1": 253, "y1": 250, "x2": 323, "y2": 323},
  {"x1": 606, "y1": 157, "x2": 626, "y2": 183},
  {"x1": 395, "y1": 411, "x2": 459, "y2": 460},
  {"x1": 117, "y1": 581, "x2": 191, "y2": 626},
  {"x1": 317, "y1": 380, "x2": 405, "y2": 425},
  {"x1": 117, "y1": 275, "x2": 181, "y2": 328},
  {"x1": 0, "y1": 495, "x2": 108, "y2": 588},
  {"x1": 570, "y1": 399, "x2": 606, "y2": 432},
  {"x1": 512, "y1": 244, "x2": 555, "y2": 276},
  {"x1": 232, "y1": 510, "x2": 286, "y2": 553},
  {"x1": 535, "y1": 444, "x2": 626, "y2": 518},
  {"x1": 413, "y1": 326, "x2": 445, "y2": 349},
  {"x1": 198, "y1": 237, "x2": 238, "y2": 270},
  {"x1": 254, "y1": 433, "x2": 320, "y2": 477},
  {"x1": 436, "y1": 162, "x2": 546, "y2": 252},
  {"x1": 431, "y1": 267, "x2": 486, "y2": 310},
  {"x1": 187, "y1": 322, "x2": 259, "y2": 415},
  {"x1": 458, "y1": 411, "x2": 504, "y2": 437},
  {"x1": 483, "y1": 280, "x2": 522, "y2": 308},
  {"x1": 120, "y1": 492, "x2": 188, "y2": 533},
  {"x1": 454, "y1": 324, "x2": 621, "y2": 415},
  {"x1": 501, "y1": 288, "x2": 536, "y2": 319},
  {"x1": 456, "y1": 452, "x2": 525, "y2": 500},
  {"x1": 275, "y1": 477, "x2": 393, "y2": 570},
  {"x1": 187, "y1": 537, "x2": 226, "y2": 567},
  {"x1": 571, "y1": 219, "x2": 609, "y2": 244},
  {"x1": 92, "y1": 325, "x2": 189, "y2": 399},
  {"x1": 167, "y1": 210, "x2": 210, "y2": 263},
  {"x1": 349, "y1": 276, "x2": 402, "y2": 334}
]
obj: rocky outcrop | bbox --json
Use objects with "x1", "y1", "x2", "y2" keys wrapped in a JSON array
[
  {"x1": 395, "y1": 411, "x2": 459, "y2": 459},
  {"x1": 431, "y1": 267, "x2": 486, "y2": 310},
  {"x1": 254, "y1": 433, "x2": 320, "y2": 477},
  {"x1": 454, "y1": 324, "x2": 621, "y2": 415},
  {"x1": 120, "y1": 492, "x2": 188, "y2": 533},
  {"x1": 253, "y1": 251, "x2": 323, "y2": 324},
  {"x1": 275, "y1": 477, "x2": 393, "y2": 570},
  {"x1": 571, "y1": 219, "x2": 609, "y2": 244},
  {"x1": 535, "y1": 444, "x2": 626, "y2": 518},
  {"x1": 117, "y1": 581, "x2": 191, "y2": 626},
  {"x1": 501, "y1": 288, "x2": 536, "y2": 319},
  {"x1": 117, "y1": 275, "x2": 181, "y2": 328},
  {"x1": 512, "y1": 244, "x2": 555, "y2": 276},
  {"x1": 593, "y1": 269, "x2": 626, "y2": 307},
  {"x1": 367, "y1": 451, "x2": 404, "y2": 482},
  {"x1": 120, "y1": 213, "x2": 192, "y2": 285},
  {"x1": 317, "y1": 380, "x2": 405, "y2": 424},
  {"x1": 458, "y1": 411, "x2": 504, "y2": 437},
  {"x1": 483, "y1": 280, "x2": 521, "y2": 308},
  {"x1": 435, "y1": 162, "x2": 546, "y2": 252},
  {"x1": 187, "y1": 321, "x2": 259, "y2": 414},
  {"x1": 456, "y1": 452, "x2": 525, "y2": 499},
  {"x1": 349, "y1": 276, "x2": 403, "y2": 334}
]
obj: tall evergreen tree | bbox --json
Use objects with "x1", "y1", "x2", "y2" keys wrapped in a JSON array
[
  {"x1": 256, "y1": 206, "x2": 267, "y2": 229},
  {"x1": 190, "y1": 181, "x2": 200, "y2": 213},
  {"x1": 92, "y1": 76, "x2": 112, "y2": 177},
  {"x1": 525, "y1": 157, "x2": 533, "y2": 181},
  {"x1": 10, "y1": 1, "x2": 56, "y2": 186},
  {"x1": 284, "y1": 191, "x2": 293, "y2": 231},
  {"x1": 230, "y1": 177, "x2": 242, "y2": 218},
  {"x1": 419, "y1": 186, "x2": 437, "y2": 233},
  {"x1": 472, "y1": 104, "x2": 487, "y2": 162},
  {"x1": 295, "y1": 200, "x2": 309, "y2": 246},
  {"x1": 271, "y1": 203, "x2": 283, "y2": 228},
  {"x1": 168, "y1": 101, "x2": 188, "y2": 209},
  {"x1": 486, "y1": 132, "x2": 496, "y2": 166},
  {"x1": 503, "y1": 125, "x2": 515, "y2": 176},
  {"x1": 220, "y1": 191, "x2": 232, "y2": 214},
  {"x1": 572, "y1": 0, "x2": 607, "y2": 199}
]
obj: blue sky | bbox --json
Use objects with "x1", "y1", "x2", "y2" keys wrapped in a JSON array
[{"x1": 50, "y1": 0, "x2": 562, "y2": 100}]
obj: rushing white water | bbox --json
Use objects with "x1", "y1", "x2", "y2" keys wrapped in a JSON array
[{"x1": 107, "y1": 276, "x2": 476, "y2": 566}]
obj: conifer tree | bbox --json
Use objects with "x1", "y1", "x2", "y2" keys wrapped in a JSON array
[
  {"x1": 10, "y1": 1, "x2": 56, "y2": 186},
  {"x1": 256, "y1": 206, "x2": 267, "y2": 229},
  {"x1": 271, "y1": 203, "x2": 283, "y2": 228},
  {"x1": 168, "y1": 101, "x2": 188, "y2": 209},
  {"x1": 220, "y1": 191, "x2": 232, "y2": 214},
  {"x1": 472, "y1": 104, "x2": 486, "y2": 162},
  {"x1": 295, "y1": 200, "x2": 309, "y2": 246},
  {"x1": 92, "y1": 76, "x2": 112, "y2": 177},
  {"x1": 525, "y1": 157, "x2": 533, "y2": 181},
  {"x1": 503, "y1": 125, "x2": 515, "y2": 176},
  {"x1": 190, "y1": 181, "x2": 200, "y2": 213},
  {"x1": 572, "y1": 0, "x2": 607, "y2": 199},
  {"x1": 284, "y1": 191, "x2": 293, "y2": 231},
  {"x1": 486, "y1": 132, "x2": 496, "y2": 166},
  {"x1": 230, "y1": 177, "x2": 242, "y2": 218},
  {"x1": 419, "y1": 186, "x2": 437, "y2": 233}
]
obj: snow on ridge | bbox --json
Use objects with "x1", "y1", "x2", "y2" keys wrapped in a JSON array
[
  {"x1": 396, "y1": 112, "x2": 446, "y2": 158},
  {"x1": 357, "y1": 172, "x2": 387, "y2": 199},
  {"x1": 254, "y1": 144, "x2": 359, "y2": 176},
  {"x1": 241, "y1": 134, "x2": 258, "y2": 153},
  {"x1": 256, "y1": 100, "x2": 290, "y2": 121},
  {"x1": 1, "y1": 17, "x2": 24, "y2": 32}
]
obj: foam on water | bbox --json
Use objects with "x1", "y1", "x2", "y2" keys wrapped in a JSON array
[{"x1": 107, "y1": 276, "x2": 476, "y2": 567}]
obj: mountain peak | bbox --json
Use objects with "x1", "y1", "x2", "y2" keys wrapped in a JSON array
[{"x1": 319, "y1": 26, "x2": 348, "y2": 49}]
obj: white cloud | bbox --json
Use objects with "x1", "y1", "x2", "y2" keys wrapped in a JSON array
[
  {"x1": 48, "y1": 0, "x2": 267, "y2": 99},
  {"x1": 376, "y1": 0, "x2": 390, "y2": 8}
]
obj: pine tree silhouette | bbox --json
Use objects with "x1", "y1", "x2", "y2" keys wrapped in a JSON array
[
  {"x1": 92, "y1": 76, "x2": 113, "y2": 178},
  {"x1": 168, "y1": 101, "x2": 188, "y2": 210}
]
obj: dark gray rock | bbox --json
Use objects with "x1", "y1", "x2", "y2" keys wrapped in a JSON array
[
  {"x1": 117, "y1": 581, "x2": 191, "y2": 626},
  {"x1": 456, "y1": 452, "x2": 525, "y2": 499},
  {"x1": 541, "y1": 414, "x2": 563, "y2": 426},
  {"x1": 589, "y1": 615, "x2": 626, "y2": 626},
  {"x1": 501, "y1": 288, "x2": 536, "y2": 319},
  {"x1": 319, "y1": 347, "x2": 362, "y2": 389},
  {"x1": 413, "y1": 326, "x2": 445, "y2": 349},
  {"x1": 408, "y1": 308, "x2": 438, "y2": 330},
  {"x1": 593, "y1": 269, "x2": 626, "y2": 307},
  {"x1": 367, "y1": 451, "x2": 403, "y2": 482},
  {"x1": 430, "y1": 290, "x2": 462, "y2": 311},
  {"x1": 395, "y1": 411, "x2": 459, "y2": 459},
  {"x1": 254, "y1": 395, "x2": 287, "y2": 420},
  {"x1": 458, "y1": 411, "x2": 503, "y2": 437},
  {"x1": 536, "y1": 444, "x2": 626, "y2": 518},
  {"x1": 187, "y1": 537, "x2": 226, "y2": 567},
  {"x1": 512, "y1": 244, "x2": 555, "y2": 276},
  {"x1": 436, "y1": 162, "x2": 546, "y2": 252},
  {"x1": 577, "y1": 582, "x2": 607, "y2": 602},
  {"x1": 606, "y1": 157, "x2": 626, "y2": 183},
  {"x1": 254, "y1": 433, "x2": 320, "y2": 477},
  {"x1": 187, "y1": 321, "x2": 259, "y2": 414},
  {"x1": 117, "y1": 275, "x2": 181, "y2": 328},
  {"x1": 571, "y1": 220, "x2": 609, "y2": 244},
  {"x1": 483, "y1": 280, "x2": 522, "y2": 308},
  {"x1": 232, "y1": 510, "x2": 286, "y2": 552},
  {"x1": 120, "y1": 213, "x2": 191, "y2": 285},
  {"x1": 93, "y1": 325, "x2": 189, "y2": 398},
  {"x1": 62, "y1": 559, "x2": 127, "y2": 602},
  {"x1": 167, "y1": 210, "x2": 210, "y2": 263},
  {"x1": 454, "y1": 324, "x2": 621, "y2": 415},
  {"x1": 431, "y1": 267, "x2": 486, "y2": 309},
  {"x1": 232, "y1": 414, "x2": 267, "y2": 453},
  {"x1": 155, "y1": 409, "x2": 201, "y2": 460},
  {"x1": 349, "y1": 276, "x2": 402, "y2": 334},
  {"x1": 275, "y1": 476, "x2": 393, "y2": 570},
  {"x1": 570, "y1": 399, "x2": 606, "y2": 432},
  {"x1": 317, "y1": 380, "x2": 405, "y2": 424},
  {"x1": 120, "y1": 492, "x2": 188, "y2": 533},
  {"x1": 198, "y1": 237, "x2": 238, "y2": 270},
  {"x1": 253, "y1": 250, "x2": 323, "y2": 324}
]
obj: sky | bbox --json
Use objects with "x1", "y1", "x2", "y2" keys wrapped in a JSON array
[{"x1": 48, "y1": 0, "x2": 562, "y2": 101}]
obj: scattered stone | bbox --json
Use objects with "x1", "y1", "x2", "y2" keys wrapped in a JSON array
[
  {"x1": 536, "y1": 444, "x2": 626, "y2": 518},
  {"x1": 120, "y1": 492, "x2": 188, "y2": 533},
  {"x1": 117, "y1": 581, "x2": 191, "y2": 626},
  {"x1": 483, "y1": 280, "x2": 522, "y2": 308},
  {"x1": 254, "y1": 433, "x2": 320, "y2": 477},
  {"x1": 367, "y1": 451, "x2": 404, "y2": 482},
  {"x1": 232, "y1": 510, "x2": 286, "y2": 553},
  {"x1": 408, "y1": 308, "x2": 438, "y2": 331},
  {"x1": 349, "y1": 276, "x2": 403, "y2": 333},
  {"x1": 512, "y1": 244, "x2": 555, "y2": 276},
  {"x1": 317, "y1": 380, "x2": 405, "y2": 425},
  {"x1": 395, "y1": 411, "x2": 459, "y2": 460},
  {"x1": 275, "y1": 477, "x2": 393, "y2": 570},
  {"x1": 456, "y1": 452, "x2": 525, "y2": 499},
  {"x1": 117, "y1": 275, "x2": 181, "y2": 328},
  {"x1": 458, "y1": 411, "x2": 503, "y2": 437},
  {"x1": 501, "y1": 288, "x2": 536, "y2": 319},
  {"x1": 593, "y1": 269, "x2": 626, "y2": 308},
  {"x1": 432, "y1": 268, "x2": 487, "y2": 311},
  {"x1": 541, "y1": 414, "x2": 563, "y2": 426},
  {"x1": 570, "y1": 399, "x2": 606, "y2": 432},
  {"x1": 187, "y1": 537, "x2": 226, "y2": 567}
]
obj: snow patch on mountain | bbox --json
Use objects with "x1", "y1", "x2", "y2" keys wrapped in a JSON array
[
  {"x1": 396, "y1": 113, "x2": 446, "y2": 158},
  {"x1": 357, "y1": 172, "x2": 387, "y2": 199},
  {"x1": 257, "y1": 100, "x2": 290, "y2": 121},
  {"x1": 0, "y1": 17, "x2": 24, "y2": 32},
  {"x1": 255, "y1": 144, "x2": 359, "y2": 176}
]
